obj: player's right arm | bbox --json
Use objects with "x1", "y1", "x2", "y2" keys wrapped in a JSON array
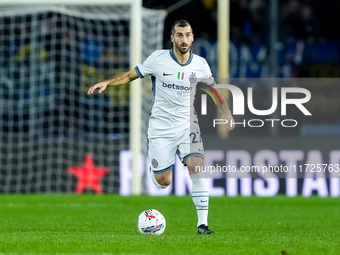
[
  {"x1": 87, "y1": 68, "x2": 139, "y2": 95},
  {"x1": 88, "y1": 50, "x2": 158, "y2": 95}
]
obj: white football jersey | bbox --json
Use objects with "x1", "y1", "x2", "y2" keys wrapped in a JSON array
[{"x1": 135, "y1": 49, "x2": 215, "y2": 134}]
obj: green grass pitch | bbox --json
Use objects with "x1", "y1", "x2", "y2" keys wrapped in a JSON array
[{"x1": 0, "y1": 195, "x2": 339, "y2": 255}]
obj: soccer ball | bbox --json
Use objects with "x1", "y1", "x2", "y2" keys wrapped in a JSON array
[{"x1": 137, "y1": 209, "x2": 166, "y2": 235}]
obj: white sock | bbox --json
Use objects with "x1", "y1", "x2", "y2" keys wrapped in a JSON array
[{"x1": 190, "y1": 173, "x2": 209, "y2": 227}]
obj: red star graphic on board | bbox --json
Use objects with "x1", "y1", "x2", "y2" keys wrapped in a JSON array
[{"x1": 68, "y1": 153, "x2": 109, "y2": 194}]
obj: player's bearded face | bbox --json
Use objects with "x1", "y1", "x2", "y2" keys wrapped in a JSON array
[
  {"x1": 172, "y1": 25, "x2": 193, "y2": 54},
  {"x1": 175, "y1": 40, "x2": 191, "y2": 54}
]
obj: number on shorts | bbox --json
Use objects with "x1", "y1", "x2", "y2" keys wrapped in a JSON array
[{"x1": 190, "y1": 132, "x2": 201, "y2": 144}]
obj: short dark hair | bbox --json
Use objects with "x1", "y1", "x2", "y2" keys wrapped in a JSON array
[{"x1": 171, "y1": 20, "x2": 192, "y2": 35}]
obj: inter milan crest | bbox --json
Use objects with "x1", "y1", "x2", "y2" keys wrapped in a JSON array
[
  {"x1": 189, "y1": 72, "x2": 197, "y2": 84},
  {"x1": 152, "y1": 159, "x2": 158, "y2": 168}
]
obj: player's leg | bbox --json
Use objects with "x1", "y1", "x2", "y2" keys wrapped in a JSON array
[
  {"x1": 150, "y1": 167, "x2": 172, "y2": 188},
  {"x1": 185, "y1": 156, "x2": 214, "y2": 234},
  {"x1": 177, "y1": 124, "x2": 214, "y2": 234},
  {"x1": 148, "y1": 134, "x2": 176, "y2": 188}
]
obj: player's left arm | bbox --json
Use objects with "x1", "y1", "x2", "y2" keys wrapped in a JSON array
[
  {"x1": 201, "y1": 57, "x2": 235, "y2": 132},
  {"x1": 215, "y1": 88, "x2": 235, "y2": 132}
]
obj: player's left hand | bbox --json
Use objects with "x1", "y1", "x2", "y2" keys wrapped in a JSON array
[{"x1": 222, "y1": 110, "x2": 235, "y2": 132}]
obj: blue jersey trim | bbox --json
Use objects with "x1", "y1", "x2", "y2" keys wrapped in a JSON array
[
  {"x1": 198, "y1": 80, "x2": 215, "y2": 87},
  {"x1": 134, "y1": 66, "x2": 144, "y2": 78},
  {"x1": 169, "y1": 48, "x2": 193, "y2": 66},
  {"x1": 182, "y1": 153, "x2": 204, "y2": 165},
  {"x1": 152, "y1": 164, "x2": 174, "y2": 174}
]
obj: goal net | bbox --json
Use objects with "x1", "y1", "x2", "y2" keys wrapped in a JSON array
[{"x1": 0, "y1": 4, "x2": 165, "y2": 193}]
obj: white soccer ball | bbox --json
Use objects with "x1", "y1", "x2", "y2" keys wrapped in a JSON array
[{"x1": 137, "y1": 209, "x2": 166, "y2": 235}]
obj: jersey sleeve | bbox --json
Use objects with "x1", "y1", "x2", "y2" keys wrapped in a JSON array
[
  {"x1": 134, "y1": 51, "x2": 158, "y2": 78},
  {"x1": 198, "y1": 58, "x2": 215, "y2": 87}
]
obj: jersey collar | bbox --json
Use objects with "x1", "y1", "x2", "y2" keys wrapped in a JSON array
[{"x1": 169, "y1": 48, "x2": 193, "y2": 66}]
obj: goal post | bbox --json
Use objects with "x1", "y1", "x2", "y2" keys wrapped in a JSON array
[
  {"x1": 0, "y1": 0, "x2": 164, "y2": 194},
  {"x1": 129, "y1": 0, "x2": 143, "y2": 195},
  {"x1": 217, "y1": 0, "x2": 230, "y2": 139}
]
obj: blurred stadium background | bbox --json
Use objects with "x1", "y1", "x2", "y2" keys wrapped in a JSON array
[{"x1": 0, "y1": 0, "x2": 339, "y2": 197}]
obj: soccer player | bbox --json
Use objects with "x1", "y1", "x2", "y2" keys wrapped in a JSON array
[{"x1": 88, "y1": 20, "x2": 235, "y2": 234}]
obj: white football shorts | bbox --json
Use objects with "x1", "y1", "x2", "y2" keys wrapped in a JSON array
[{"x1": 147, "y1": 122, "x2": 204, "y2": 173}]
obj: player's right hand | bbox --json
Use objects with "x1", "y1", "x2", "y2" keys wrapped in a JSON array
[{"x1": 87, "y1": 81, "x2": 109, "y2": 95}]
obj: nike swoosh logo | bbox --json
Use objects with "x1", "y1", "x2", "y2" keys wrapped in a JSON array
[
  {"x1": 201, "y1": 200, "x2": 208, "y2": 203},
  {"x1": 163, "y1": 73, "x2": 173, "y2": 76}
]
